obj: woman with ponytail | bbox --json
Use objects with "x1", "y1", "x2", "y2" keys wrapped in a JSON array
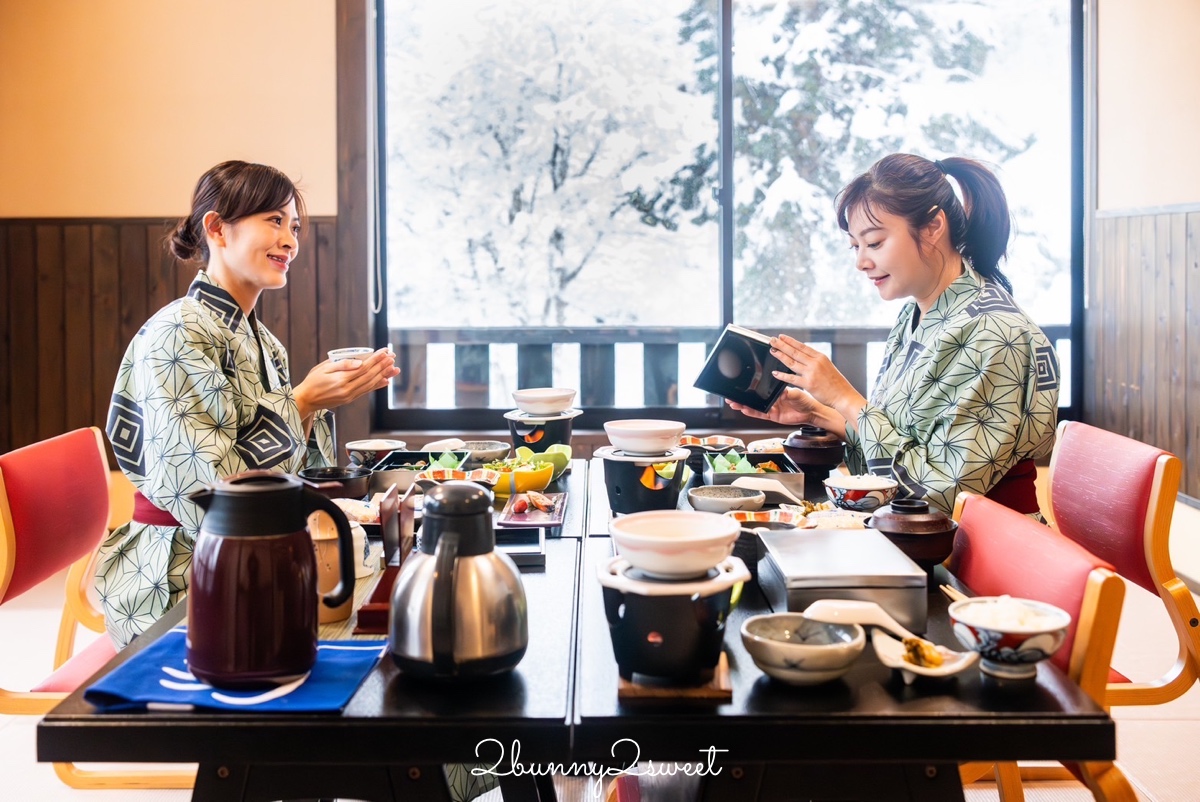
[
  {"x1": 98, "y1": 161, "x2": 400, "y2": 647},
  {"x1": 729, "y1": 153, "x2": 1058, "y2": 517}
]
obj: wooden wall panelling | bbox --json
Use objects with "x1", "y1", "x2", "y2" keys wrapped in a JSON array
[
  {"x1": 1083, "y1": 217, "x2": 1099, "y2": 428},
  {"x1": 118, "y1": 223, "x2": 148, "y2": 358},
  {"x1": 146, "y1": 222, "x2": 175, "y2": 315},
  {"x1": 1101, "y1": 217, "x2": 1117, "y2": 434},
  {"x1": 1168, "y1": 214, "x2": 1187, "y2": 472},
  {"x1": 35, "y1": 225, "x2": 65, "y2": 440},
  {"x1": 91, "y1": 225, "x2": 121, "y2": 442},
  {"x1": 0, "y1": 226, "x2": 9, "y2": 452},
  {"x1": 63, "y1": 225, "x2": 93, "y2": 434},
  {"x1": 1114, "y1": 217, "x2": 1130, "y2": 437},
  {"x1": 335, "y1": 0, "x2": 371, "y2": 447},
  {"x1": 1138, "y1": 216, "x2": 1154, "y2": 446},
  {"x1": 315, "y1": 221, "x2": 338, "y2": 365},
  {"x1": 8, "y1": 225, "x2": 37, "y2": 449},
  {"x1": 287, "y1": 225, "x2": 320, "y2": 377},
  {"x1": 1187, "y1": 213, "x2": 1200, "y2": 499}
]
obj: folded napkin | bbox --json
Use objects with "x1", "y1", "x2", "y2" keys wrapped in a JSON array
[{"x1": 84, "y1": 628, "x2": 385, "y2": 713}]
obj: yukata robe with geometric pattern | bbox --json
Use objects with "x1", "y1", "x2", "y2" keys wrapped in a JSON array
[
  {"x1": 842, "y1": 266, "x2": 1059, "y2": 516},
  {"x1": 99, "y1": 271, "x2": 334, "y2": 647}
]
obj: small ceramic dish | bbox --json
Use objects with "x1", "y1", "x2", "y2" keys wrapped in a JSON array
[
  {"x1": 871, "y1": 629, "x2": 979, "y2": 685},
  {"x1": 413, "y1": 468, "x2": 502, "y2": 491},
  {"x1": 687, "y1": 485, "x2": 766, "y2": 513},
  {"x1": 800, "y1": 509, "x2": 872, "y2": 530},
  {"x1": 678, "y1": 435, "x2": 746, "y2": 451},
  {"x1": 740, "y1": 612, "x2": 866, "y2": 686},
  {"x1": 460, "y1": 440, "x2": 511, "y2": 466},
  {"x1": 725, "y1": 508, "x2": 807, "y2": 529},
  {"x1": 746, "y1": 437, "x2": 786, "y2": 453}
]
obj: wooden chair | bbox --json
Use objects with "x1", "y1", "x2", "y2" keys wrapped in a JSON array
[
  {"x1": 0, "y1": 427, "x2": 195, "y2": 789},
  {"x1": 1049, "y1": 419, "x2": 1197, "y2": 705},
  {"x1": 949, "y1": 491, "x2": 1136, "y2": 802}
]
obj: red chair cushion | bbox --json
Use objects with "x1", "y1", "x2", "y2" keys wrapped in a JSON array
[
  {"x1": 30, "y1": 635, "x2": 118, "y2": 694},
  {"x1": 949, "y1": 494, "x2": 1114, "y2": 675},
  {"x1": 1050, "y1": 422, "x2": 1163, "y2": 593},
  {"x1": 0, "y1": 429, "x2": 110, "y2": 602},
  {"x1": 1109, "y1": 667, "x2": 1130, "y2": 685}
]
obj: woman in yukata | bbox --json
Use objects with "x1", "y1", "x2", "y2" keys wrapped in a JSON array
[
  {"x1": 98, "y1": 160, "x2": 400, "y2": 647},
  {"x1": 729, "y1": 153, "x2": 1059, "y2": 518}
]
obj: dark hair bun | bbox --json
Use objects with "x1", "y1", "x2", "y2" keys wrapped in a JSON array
[{"x1": 169, "y1": 217, "x2": 203, "y2": 262}]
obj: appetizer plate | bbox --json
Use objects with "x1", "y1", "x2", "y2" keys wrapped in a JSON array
[
  {"x1": 496, "y1": 492, "x2": 568, "y2": 528},
  {"x1": 871, "y1": 629, "x2": 979, "y2": 685}
]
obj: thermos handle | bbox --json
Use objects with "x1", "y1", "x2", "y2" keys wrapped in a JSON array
[
  {"x1": 431, "y1": 529, "x2": 459, "y2": 675},
  {"x1": 304, "y1": 489, "x2": 356, "y2": 608}
]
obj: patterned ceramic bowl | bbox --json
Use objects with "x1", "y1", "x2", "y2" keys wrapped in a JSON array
[
  {"x1": 687, "y1": 485, "x2": 766, "y2": 513},
  {"x1": 948, "y1": 596, "x2": 1071, "y2": 680},
  {"x1": 823, "y1": 474, "x2": 899, "y2": 512},
  {"x1": 740, "y1": 613, "x2": 866, "y2": 686}
]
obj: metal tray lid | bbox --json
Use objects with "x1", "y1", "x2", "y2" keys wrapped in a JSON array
[{"x1": 759, "y1": 528, "x2": 926, "y2": 589}]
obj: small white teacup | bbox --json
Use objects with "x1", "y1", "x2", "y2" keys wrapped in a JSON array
[
  {"x1": 328, "y1": 347, "x2": 375, "y2": 362},
  {"x1": 345, "y1": 438, "x2": 407, "y2": 467}
]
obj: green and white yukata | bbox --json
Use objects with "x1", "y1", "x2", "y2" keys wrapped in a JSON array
[
  {"x1": 843, "y1": 266, "x2": 1059, "y2": 516},
  {"x1": 99, "y1": 271, "x2": 334, "y2": 648}
]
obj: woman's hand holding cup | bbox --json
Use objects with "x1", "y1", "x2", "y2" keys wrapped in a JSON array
[{"x1": 295, "y1": 347, "x2": 401, "y2": 419}]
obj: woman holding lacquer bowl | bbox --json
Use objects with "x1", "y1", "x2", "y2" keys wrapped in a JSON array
[
  {"x1": 97, "y1": 161, "x2": 400, "y2": 648},
  {"x1": 728, "y1": 154, "x2": 1058, "y2": 519}
]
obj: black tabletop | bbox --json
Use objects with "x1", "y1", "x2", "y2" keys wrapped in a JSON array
[
  {"x1": 38, "y1": 536, "x2": 580, "y2": 766},
  {"x1": 574, "y1": 528, "x2": 1114, "y2": 766}
]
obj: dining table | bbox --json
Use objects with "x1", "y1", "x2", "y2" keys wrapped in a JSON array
[{"x1": 37, "y1": 456, "x2": 1117, "y2": 801}]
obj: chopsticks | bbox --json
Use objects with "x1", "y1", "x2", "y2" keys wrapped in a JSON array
[{"x1": 939, "y1": 583, "x2": 969, "y2": 603}]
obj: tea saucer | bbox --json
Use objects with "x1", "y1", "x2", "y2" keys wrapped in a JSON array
[{"x1": 871, "y1": 629, "x2": 978, "y2": 685}]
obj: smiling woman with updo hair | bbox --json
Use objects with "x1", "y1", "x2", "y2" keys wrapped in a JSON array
[{"x1": 97, "y1": 160, "x2": 401, "y2": 647}]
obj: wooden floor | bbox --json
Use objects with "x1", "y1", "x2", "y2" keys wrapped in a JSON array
[{"x1": 3, "y1": 494, "x2": 1197, "y2": 801}]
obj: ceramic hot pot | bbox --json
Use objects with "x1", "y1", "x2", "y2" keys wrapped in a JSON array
[
  {"x1": 597, "y1": 555, "x2": 750, "y2": 683},
  {"x1": 503, "y1": 408, "x2": 581, "y2": 453},
  {"x1": 596, "y1": 446, "x2": 690, "y2": 514}
]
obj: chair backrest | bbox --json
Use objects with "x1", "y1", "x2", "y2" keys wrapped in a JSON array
[
  {"x1": 0, "y1": 428, "x2": 111, "y2": 605},
  {"x1": 1049, "y1": 420, "x2": 1180, "y2": 594},
  {"x1": 950, "y1": 492, "x2": 1124, "y2": 691},
  {"x1": 1049, "y1": 420, "x2": 1198, "y2": 705}
]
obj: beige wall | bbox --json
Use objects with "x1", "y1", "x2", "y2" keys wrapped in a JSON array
[
  {"x1": 1097, "y1": 0, "x2": 1200, "y2": 210},
  {"x1": 0, "y1": 0, "x2": 337, "y2": 218}
]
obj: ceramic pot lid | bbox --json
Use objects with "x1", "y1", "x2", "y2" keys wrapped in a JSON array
[
  {"x1": 594, "y1": 445, "x2": 690, "y2": 463},
  {"x1": 784, "y1": 424, "x2": 844, "y2": 449},
  {"x1": 503, "y1": 408, "x2": 583, "y2": 423},
  {"x1": 867, "y1": 498, "x2": 957, "y2": 535},
  {"x1": 596, "y1": 555, "x2": 750, "y2": 596}
]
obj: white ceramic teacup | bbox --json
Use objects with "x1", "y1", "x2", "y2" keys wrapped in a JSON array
[
  {"x1": 345, "y1": 438, "x2": 407, "y2": 467},
  {"x1": 327, "y1": 347, "x2": 375, "y2": 362}
]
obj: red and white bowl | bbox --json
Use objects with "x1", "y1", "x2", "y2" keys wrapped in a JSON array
[{"x1": 609, "y1": 510, "x2": 740, "y2": 579}]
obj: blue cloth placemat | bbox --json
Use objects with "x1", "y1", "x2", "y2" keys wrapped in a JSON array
[{"x1": 84, "y1": 628, "x2": 385, "y2": 713}]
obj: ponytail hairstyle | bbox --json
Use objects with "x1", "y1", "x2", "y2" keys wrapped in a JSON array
[
  {"x1": 169, "y1": 161, "x2": 306, "y2": 263},
  {"x1": 835, "y1": 153, "x2": 1013, "y2": 294}
]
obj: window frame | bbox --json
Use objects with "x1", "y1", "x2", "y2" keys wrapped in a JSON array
[{"x1": 364, "y1": 0, "x2": 1084, "y2": 432}]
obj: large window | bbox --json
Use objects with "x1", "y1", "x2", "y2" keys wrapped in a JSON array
[{"x1": 377, "y1": 0, "x2": 1079, "y2": 430}]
